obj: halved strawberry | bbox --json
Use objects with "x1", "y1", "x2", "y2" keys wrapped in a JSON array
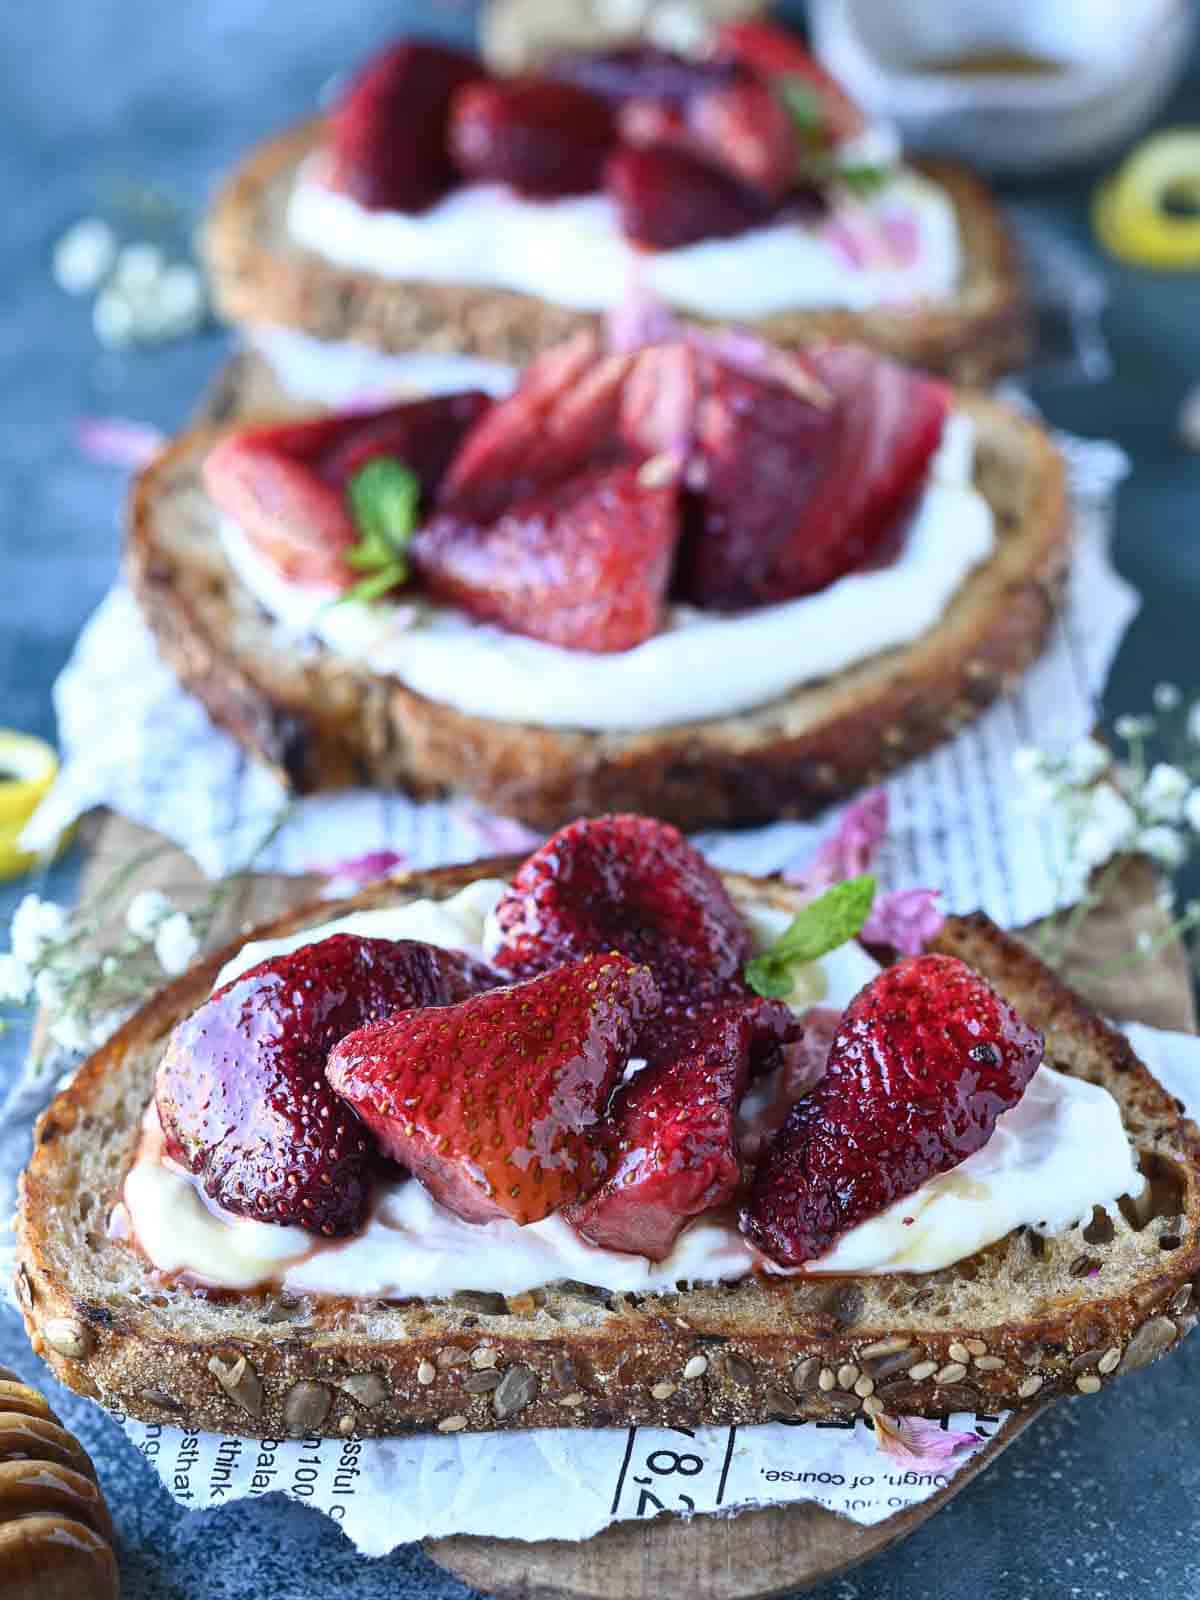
[
  {"x1": 414, "y1": 462, "x2": 678, "y2": 652},
  {"x1": 449, "y1": 78, "x2": 616, "y2": 198},
  {"x1": 156, "y1": 935, "x2": 497, "y2": 1236},
  {"x1": 605, "y1": 144, "x2": 774, "y2": 249},
  {"x1": 202, "y1": 392, "x2": 490, "y2": 588},
  {"x1": 677, "y1": 345, "x2": 950, "y2": 608},
  {"x1": 491, "y1": 814, "x2": 752, "y2": 993},
  {"x1": 716, "y1": 20, "x2": 864, "y2": 147},
  {"x1": 326, "y1": 953, "x2": 660, "y2": 1225},
  {"x1": 568, "y1": 991, "x2": 797, "y2": 1259},
  {"x1": 326, "y1": 40, "x2": 485, "y2": 212},
  {"x1": 688, "y1": 78, "x2": 798, "y2": 197},
  {"x1": 741, "y1": 955, "x2": 1044, "y2": 1267}
]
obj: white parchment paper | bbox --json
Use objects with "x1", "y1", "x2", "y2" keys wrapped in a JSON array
[{"x1": 24, "y1": 430, "x2": 1132, "y2": 930}]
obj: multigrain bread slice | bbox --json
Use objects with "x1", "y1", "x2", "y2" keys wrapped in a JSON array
[
  {"x1": 125, "y1": 370, "x2": 1070, "y2": 830},
  {"x1": 205, "y1": 118, "x2": 1030, "y2": 386},
  {"x1": 16, "y1": 862, "x2": 1200, "y2": 1440}
]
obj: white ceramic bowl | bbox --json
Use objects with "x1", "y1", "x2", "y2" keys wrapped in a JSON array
[{"x1": 809, "y1": 0, "x2": 1195, "y2": 173}]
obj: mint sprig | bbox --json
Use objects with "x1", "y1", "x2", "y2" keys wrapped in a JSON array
[
  {"x1": 744, "y1": 875, "x2": 876, "y2": 998},
  {"x1": 778, "y1": 78, "x2": 826, "y2": 138},
  {"x1": 335, "y1": 456, "x2": 420, "y2": 607},
  {"x1": 837, "y1": 163, "x2": 889, "y2": 198}
]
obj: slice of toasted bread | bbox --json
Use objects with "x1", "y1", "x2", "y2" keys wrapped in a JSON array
[
  {"x1": 205, "y1": 118, "x2": 1029, "y2": 386},
  {"x1": 125, "y1": 365, "x2": 1069, "y2": 830},
  {"x1": 16, "y1": 862, "x2": 1200, "y2": 1439}
]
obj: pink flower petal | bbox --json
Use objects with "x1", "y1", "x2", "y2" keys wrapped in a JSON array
[
  {"x1": 454, "y1": 804, "x2": 544, "y2": 856},
  {"x1": 785, "y1": 788, "x2": 889, "y2": 891},
  {"x1": 76, "y1": 416, "x2": 165, "y2": 469},
  {"x1": 880, "y1": 211, "x2": 921, "y2": 269},
  {"x1": 862, "y1": 887, "x2": 945, "y2": 956},
  {"x1": 873, "y1": 1414, "x2": 984, "y2": 1466},
  {"x1": 606, "y1": 272, "x2": 681, "y2": 353},
  {"x1": 822, "y1": 216, "x2": 867, "y2": 270},
  {"x1": 313, "y1": 849, "x2": 407, "y2": 891}
]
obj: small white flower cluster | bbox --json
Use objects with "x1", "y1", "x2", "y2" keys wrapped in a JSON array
[
  {"x1": 0, "y1": 886, "x2": 202, "y2": 1065},
  {"x1": 1013, "y1": 685, "x2": 1200, "y2": 918},
  {"x1": 53, "y1": 217, "x2": 206, "y2": 347}
]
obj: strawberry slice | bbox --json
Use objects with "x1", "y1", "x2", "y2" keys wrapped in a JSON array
[
  {"x1": 449, "y1": 78, "x2": 616, "y2": 198},
  {"x1": 326, "y1": 40, "x2": 485, "y2": 212},
  {"x1": 741, "y1": 954, "x2": 1045, "y2": 1267},
  {"x1": 716, "y1": 20, "x2": 864, "y2": 146},
  {"x1": 605, "y1": 144, "x2": 774, "y2": 249},
  {"x1": 677, "y1": 345, "x2": 950, "y2": 608},
  {"x1": 568, "y1": 992, "x2": 797, "y2": 1259},
  {"x1": 414, "y1": 462, "x2": 678, "y2": 652},
  {"x1": 156, "y1": 935, "x2": 497, "y2": 1236},
  {"x1": 326, "y1": 953, "x2": 660, "y2": 1225},
  {"x1": 491, "y1": 814, "x2": 751, "y2": 993},
  {"x1": 202, "y1": 392, "x2": 490, "y2": 588},
  {"x1": 687, "y1": 78, "x2": 799, "y2": 198}
]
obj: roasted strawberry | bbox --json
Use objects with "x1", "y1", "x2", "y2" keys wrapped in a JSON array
[
  {"x1": 677, "y1": 345, "x2": 950, "y2": 608},
  {"x1": 491, "y1": 814, "x2": 752, "y2": 993},
  {"x1": 156, "y1": 935, "x2": 497, "y2": 1236},
  {"x1": 605, "y1": 144, "x2": 773, "y2": 249},
  {"x1": 326, "y1": 953, "x2": 659, "y2": 1225},
  {"x1": 203, "y1": 393, "x2": 490, "y2": 588},
  {"x1": 326, "y1": 40, "x2": 484, "y2": 212},
  {"x1": 741, "y1": 955, "x2": 1044, "y2": 1267},
  {"x1": 449, "y1": 78, "x2": 616, "y2": 198},
  {"x1": 414, "y1": 462, "x2": 678, "y2": 652},
  {"x1": 568, "y1": 989, "x2": 797, "y2": 1258},
  {"x1": 716, "y1": 20, "x2": 864, "y2": 146},
  {"x1": 689, "y1": 78, "x2": 797, "y2": 197},
  {"x1": 568, "y1": 1008, "x2": 753, "y2": 1259}
]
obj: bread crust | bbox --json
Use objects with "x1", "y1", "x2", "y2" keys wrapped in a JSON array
[
  {"x1": 125, "y1": 374, "x2": 1070, "y2": 828},
  {"x1": 16, "y1": 863, "x2": 1200, "y2": 1439},
  {"x1": 205, "y1": 120, "x2": 1029, "y2": 385}
]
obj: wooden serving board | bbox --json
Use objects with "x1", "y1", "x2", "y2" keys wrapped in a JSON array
[{"x1": 73, "y1": 816, "x2": 1195, "y2": 1600}]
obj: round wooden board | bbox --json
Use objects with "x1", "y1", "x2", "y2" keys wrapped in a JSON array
[{"x1": 426, "y1": 1408, "x2": 1040, "y2": 1600}]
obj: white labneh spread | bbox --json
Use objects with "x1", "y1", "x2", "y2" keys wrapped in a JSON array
[
  {"x1": 120, "y1": 882, "x2": 1145, "y2": 1297},
  {"x1": 286, "y1": 142, "x2": 961, "y2": 318},
  {"x1": 218, "y1": 411, "x2": 994, "y2": 733}
]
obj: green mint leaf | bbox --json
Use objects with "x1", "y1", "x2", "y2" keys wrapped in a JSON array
[
  {"x1": 342, "y1": 456, "x2": 420, "y2": 594},
  {"x1": 332, "y1": 562, "x2": 409, "y2": 608},
  {"x1": 778, "y1": 77, "x2": 825, "y2": 134},
  {"x1": 838, "y1": 163, "x2": 889, "y2": 197},
  {"x1": 744, "y1": 875, "x2": 876, "y2": 999}
]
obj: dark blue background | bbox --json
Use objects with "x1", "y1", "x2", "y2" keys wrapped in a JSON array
[{"x1": 2, "y1": 3, "x2": 1198, "y2": 1595}]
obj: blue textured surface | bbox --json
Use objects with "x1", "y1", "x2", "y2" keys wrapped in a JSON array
[{"x1": 2, "y1": 3, "x2": 1200, "y2": 1596}]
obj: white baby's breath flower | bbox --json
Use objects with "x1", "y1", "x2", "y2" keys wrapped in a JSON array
[
  {"x1": 1012, "y1": 747, "x2": 1046, "y2": 778},
  {"x1": 1153, "y1": 682, "x2": 1182, "y2": 712},
  {"x1": 34, "y1": 968, "x2": 68, "y2": 1011},
  {"x1": 1141, "y1": 763, "x2": 1190, "y2": 823},
  {"x1": 0, "y1": 955, "x2": 32, "y2": 1004},
  {"x1": 153, "y1": 912, "x2": 199, "y2": 976},
  {"x1": 1073, "y1": 786, "x2": 1138, "y2": 871},
  {"x1": 1188, "y1": 701, "x2": 1200, "y2": 746},
  {"x1": 48, "y1": 1011, "x2": 92, "y2": 1056},
  {"x1": 1184, "y1": 789, "x2": 1200, "y2": 833},
  {"x1": 10, "y1": 894, "x2": 68, "y2": 966},
  {"x1": 53, "y1": 217, "x2": 116, "y2": 295},
  {"x1": 1138, "y1": 824, "x2": 1186, "y2": 870},
  {"x1": 125, "y1": 888, "x2": 173, "y2": 940},
  {"x1": 1064, "y1": 736, "x2": 1111, "y2": 787}
]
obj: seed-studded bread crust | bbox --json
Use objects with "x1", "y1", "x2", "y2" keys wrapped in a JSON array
[
  {"x1": 16, "y1": 863, "x2": 1200, "y2": 1440},
  {"x1": 205, "y1": 119, "x2": 1029, "y2": 386},
  {"x1": 125, "y1": 370, "x2": 1069, "y2": 830}
]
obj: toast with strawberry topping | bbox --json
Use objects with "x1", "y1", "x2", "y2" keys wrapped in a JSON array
[
  {"x1": 129, "y1": 342, "x2": 1068, "y2": 824},
  {"x1": 206, "y1": 24, "x2": 1028, "y2": 382},
  {"x1": 16, "y1": 847, "x2": 1200, "y2": 1440}
]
